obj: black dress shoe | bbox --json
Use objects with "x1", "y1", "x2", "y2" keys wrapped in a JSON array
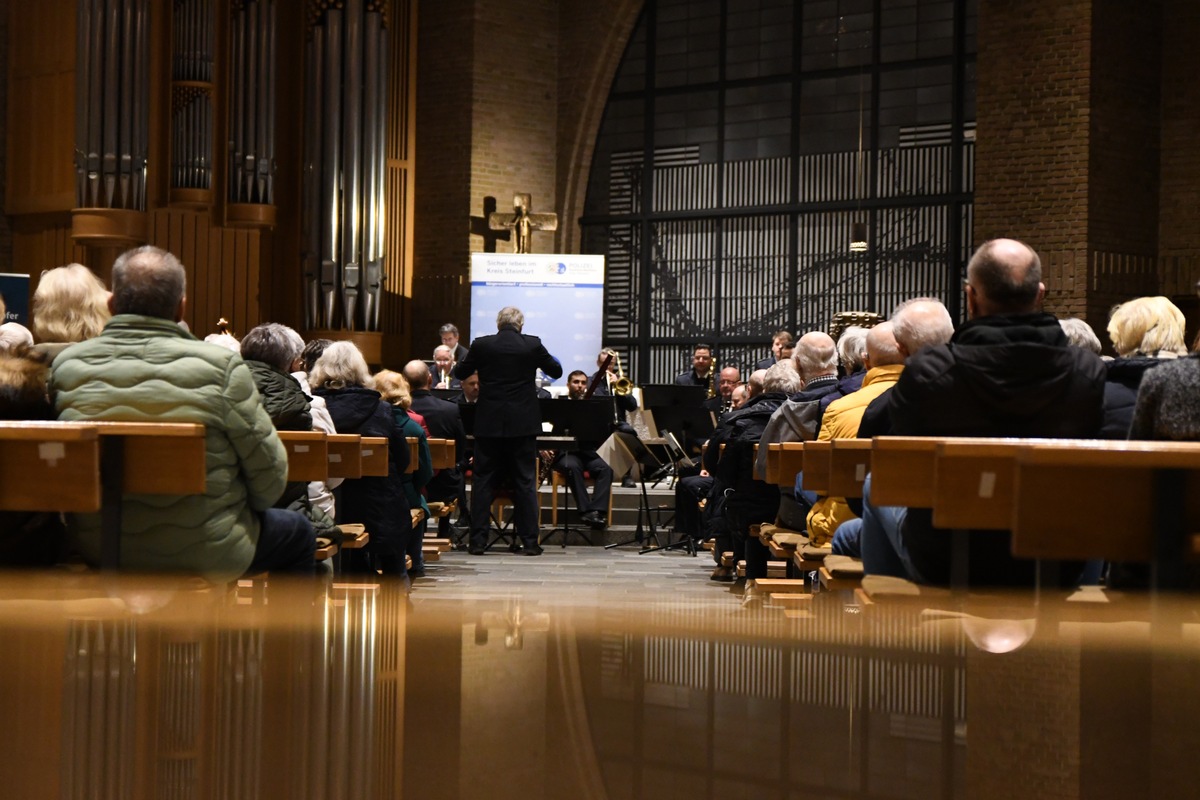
[
  {"x1": 621, "y1": 476, "x2": 637, "y2": 488},
  {"x1": 468, "y1": 545, "x2": 487, "y2": 556},
  {"x1": 523, "y1": 544, "x2": 544, "y2": 556},
  {"x1": 582, "y1": 511, "x2": 607, "y2": 530}
]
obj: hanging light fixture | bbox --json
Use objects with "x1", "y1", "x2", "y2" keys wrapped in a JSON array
[{"x1": 850, "y1": 57, "x2": 868, "y2": 254}]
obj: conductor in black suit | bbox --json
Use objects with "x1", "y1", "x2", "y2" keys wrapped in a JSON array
[{"x1": 453, "y1": 306, "x2": 563, "y2": 555}]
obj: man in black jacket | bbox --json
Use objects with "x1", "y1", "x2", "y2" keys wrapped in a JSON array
[
  {"x1": 860, "y1": 238, "x2": 1106, "y2": 586},
  {"x1": 454, "y1": 306, "x2": 563, "y2": 555}
]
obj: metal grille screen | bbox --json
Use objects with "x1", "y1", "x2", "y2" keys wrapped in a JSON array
[{"x1": 582, "y1": 0, "x2": 978, "y2": 383}]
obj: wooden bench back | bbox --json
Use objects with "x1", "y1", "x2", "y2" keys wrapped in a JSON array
[
  {"x1": 802, "y1": 440, "x2": 832, "y2": 495},
  {"x1": 361, "y1": 436, "x2": 390, "y2": 476},
  {"x1": 327, "y1": 434, "x2": 363, "y2": 479},
  {"x1": 0, "y1": 422, "x2": 102, "y2": 512},
  {"x1": 428, "y1": 438, "x2": 457, "y2": 471},
  {"x1": 89, "y1": 421, "x2": 207, "y2": 495},
  {"x1": 277, "y1": 431, "x2": 329, "y2": 482},
  {"x1": 828, "y1": 439, "x2": 872, "y2": 498}
]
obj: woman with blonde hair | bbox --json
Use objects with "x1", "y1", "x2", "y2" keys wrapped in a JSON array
[
  {"x1": 375, "y1": 369, "x2": 435, "y2": 577},
  {"x1": 31, "y1": 263, "x2": 111, "y2": 359},
  {"x1": 1102, "y1": 296, "x2": 1188, "y2": 438},
  {"x1": 310, "y1": 342, "x2": 412, "y2": 578}
]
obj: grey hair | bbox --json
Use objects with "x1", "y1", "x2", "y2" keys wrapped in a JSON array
[
  {"x1": 1060, "y1": 317, "x2": 1102, "y2": 355},
  {"x1": 309, "y1": 341, "x2": 373, "y2": 390},
  {"x1": 836, "y1": 326, "x2": 869, "y2": 373},
  {"x1": 433, "y1": 344, "x2": 453, "y2": 358},
  {"x1": 763, "y1": 362, "x2": 804, "y2": 394},
  {"x1": 0, "y1": 322, "x2": 34, "y2": 353},
  {"x1": 496, "y1": 306, "x2": 524, "y2": 331},
  {"x1": 111, "y1": 246, "x2": 187, "y2": 320},
  {"x1": 240, "y1": 323, "x2": 305, "y2": 371},
  {"x1": 866, "y1": 322, "x2": 904, "y2": 367},
  {"x1": 891, "y1": 297, "x2": 955, "y2": 354},
  {"x1": 747, "y1": 368, "x2": 768, "y2": 396},
  {"x1": 792, "y1": 332, "x2": 838, "y2": 379}
]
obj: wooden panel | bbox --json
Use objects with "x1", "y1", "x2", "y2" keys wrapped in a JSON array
[
  {"x1": 91, "y1": 422, "x2": 208, "y2": 495},
  {"x1": 801, "y1": 440, "x2": 831, "y2": 495},
  {"x1": 763, "y1": 442, "x2": 781, "y2": 484},
  {"x1": 870, "y1": 437, "x2": 937, "y2": 508},
  {"x1": 278, "y1": 431, "x2": 329, "y2": 482},
  {"x1": 327, "y1": 434, "x2": 363, "y2": 479},
  {"x1": 828, "y1": 439, "x2": 872, "y2": 499},
  {"x1": 776, "y1": 442, "x2": 804, "y2": 488},
  {"x1": 931, "y1": 441, "x2": 1021, "y2": 531},
  {"x1": 6, "y1": 0, "x2": 77, "y2": 216},
  {"x1": 0, "y1": 424, "x2": 101, "y2": 512},
  {"x1": 427, "y1": 438, "x2": 457, "y2": 471},
  {"x1": 362, "y1": 436, "x2": 391, "y2": 477}
]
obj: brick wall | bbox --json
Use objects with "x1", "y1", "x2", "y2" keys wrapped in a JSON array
[
  {"x1": 974, "y1": 0, "x2": 1094, "y2": 319},
  {"x1": 413, "y1": 0, "x2": 477, "y2": 348}
]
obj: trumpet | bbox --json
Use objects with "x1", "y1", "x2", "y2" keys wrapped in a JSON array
[{"x1": 612, "y1": 351, "x2": 633, "y2": 396}]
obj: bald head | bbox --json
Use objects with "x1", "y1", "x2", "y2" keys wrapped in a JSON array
[
  {"x1": 747, "y1": 368, "x2": 767, "y2": 397},
  {"x1": 966, "y1": 238, "x2": 1045, "y2": 317},
  {"x1": 402, "y1": 359, "x2": 431, "y2": 390},
  {"x1": 864, "y1": 322, "x2": 904, "y2": 368},
  {"x1": 792, "y1": 331, "x2": 838, "y2": 383},
  {"x1": 891, "y1": 298, "x2": 955, "y2": 357}
]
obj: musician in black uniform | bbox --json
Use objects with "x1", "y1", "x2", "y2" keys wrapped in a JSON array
[
  {"x1": 453, "y1": 306, "x2": 562, "y2": 555},
  {"x1": 550, "y1": 371, "x2": 613, "y2": 530},
  {"x1": 674, "y1": 343, "x2": 713, "y2": 386}
]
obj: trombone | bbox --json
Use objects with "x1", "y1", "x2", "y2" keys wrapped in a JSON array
[{"x1": 610, "y1": 350, "x2": 634, "y2": 396}]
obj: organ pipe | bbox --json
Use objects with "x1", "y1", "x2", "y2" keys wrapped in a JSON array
[
  {"x1": 303, "y1": 0, "x2": 390, "y2": 332},
  {"x1": 227, "y1": 0, "x2": 278, "y2": 224}
]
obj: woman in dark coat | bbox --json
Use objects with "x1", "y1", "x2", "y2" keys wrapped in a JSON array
[
  {"x1": 310, "y1": 342, "x2": 411, "y2": 577},
  {"x1": 374, "y1": 369, "x2": 434, "y2": 577}
]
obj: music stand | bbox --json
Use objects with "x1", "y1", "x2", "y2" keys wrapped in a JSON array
[
  {"x1": 538, "y1": 398, "x2": 613, "y2": 547},
  {"x1": 603, "y1": 432, "x2": 673, "y2": 552},
  {"x1": 640, "y1": 384, "x2": 714, "y2": 477},
  {"x1": 431, "y1": 387, "x2": 461, "y2": 401}
]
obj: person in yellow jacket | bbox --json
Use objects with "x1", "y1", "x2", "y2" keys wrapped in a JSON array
[{"x1": 805, "y1": 323, "x2": 905, "y2": 545}]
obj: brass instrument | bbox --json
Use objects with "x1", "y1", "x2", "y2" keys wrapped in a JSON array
[{"x1": 612, "y1": 351, "x2": 633, "y2": 396}]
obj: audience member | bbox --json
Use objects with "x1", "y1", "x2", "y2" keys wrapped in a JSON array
[
  {"x1": 859, "y1": 239, "x2": 1105, "y2": 587},
  {"x1": 311, "y1": 342, "x2": 411, "y2": 576},
  {"x1": 1100, "y1": 296, "x2": 1188, "y2": 438},
  {"x1": 375, "y1": 369, "x2": 435, "y2": 577},
  {"x1": 404, "y1": 358, "x2": 469, "y2": 541},
  {"x1": 31, "y1": 263, "x2": 110, "y2": 360},
  {"x1": 50, "y1": 246, "x2": 314, "y2": 580},
  {"x1": 0, "y1": 322, "x2": 34, "y2": 354}
]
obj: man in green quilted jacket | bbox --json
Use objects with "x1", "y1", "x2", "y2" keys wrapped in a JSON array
[{"x1": 49, "y1": 246, "x2": 316, "y2": 581}]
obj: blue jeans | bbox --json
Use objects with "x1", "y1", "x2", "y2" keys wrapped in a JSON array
[
  {"x1": 246, "y1": 508, "x2": 317, "y2": 576},
  {"x1": 858, "y1": 473, "x2": 923, "y2": 581},
  {"x1": 831, "y1": 517, "x2": 863, "y2": 558}
]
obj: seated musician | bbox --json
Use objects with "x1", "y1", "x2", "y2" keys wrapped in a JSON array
[
  {"x1": 432, "y1": 344, "x2": 461, "y2": 389},
  {"x1": 704, "y1": 365, "x2": 741, "y2": 415},
  {"x1": 674, "y1": 343, "x2": 713, "y2": 387},
  {"x1": 550, "y1": 370, "x2": 613, "y2": 531}
]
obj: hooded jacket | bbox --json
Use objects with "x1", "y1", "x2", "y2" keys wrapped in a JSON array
[
  {"x1": 887, "y1": 312, "x2": 1106, "y2": 586},
  {"x1": 317, "y1": 386, "x2": 411, "y2": 554},
  {"x1": 49, "y1": 314, "x2": 288, "y2": 581}
]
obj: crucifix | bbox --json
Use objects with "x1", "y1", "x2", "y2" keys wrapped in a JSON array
[{"x1": 488, "y1": 193, "x2": 558, "y2": 254}]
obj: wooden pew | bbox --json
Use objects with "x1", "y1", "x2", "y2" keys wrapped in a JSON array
[
  {"x1": 777, "y1": 441, "x2": 805, "y2": 488},
  {"x1": 361, "y1": 436, "x2": 389, "y2": 477},
  {"x1": 0, "y1": 422, "x2": 102, "y2": 513},
  {"x1": 87, "y1": 421, "x2": 209, "y2": 570},
  {"x1": 828, "y1": 438, "x2": 872, "y2": 499},
  {"x1": 402, "y1": 436, "x2": 419, "y2": 474},
  {"x1": 327, "y1": 434, "x2": 363, "y2": 479},
  {"x1": 277, "y1": 431, "x2": 329, "y2": 481},
  {"x1": 1012, "y1": 440, "x2": 1200, "y2": 590},
  {"x1": 802, "y1": 440, "x2": 832, "y2": 495},
  {"x1": 427, "y1": 438, "x2": 457, "y2": 471},
  {"x1": 869, "y1": 436, "x2": 938, "y2": 507}
]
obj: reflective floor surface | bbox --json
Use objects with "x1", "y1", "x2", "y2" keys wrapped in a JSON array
[{"x1": 2, "y1": 549, "x2": 1198, "y2": 800}]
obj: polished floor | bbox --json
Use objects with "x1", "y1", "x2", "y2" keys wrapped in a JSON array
[{"x1": 2, "y1": 550, "x2": 1198, "y2": 800}]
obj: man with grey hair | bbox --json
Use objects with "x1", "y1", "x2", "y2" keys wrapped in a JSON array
[
  {"x1": 704, "y1": 361, "x2": 799, "y2": 581},
  {"x1": 746, "y1": 368, "x2": 767, "y2": 398},
  {"x1": 859, "y1": 239, "x2": 1105, "y2": 587},
  {"x1": 453, "y1": 305, "x2": 562, "y2": 555},
  {"x1": 432, "y1": 344, "x2": 460, "y2": 389},
  {"x1": 50, "y1": 246, "x2": 313, "y2": 580}
]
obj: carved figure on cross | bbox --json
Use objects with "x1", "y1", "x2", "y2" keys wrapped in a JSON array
[{"x1": 488, "y1": 193, "x2": 558, "y2": 254}]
